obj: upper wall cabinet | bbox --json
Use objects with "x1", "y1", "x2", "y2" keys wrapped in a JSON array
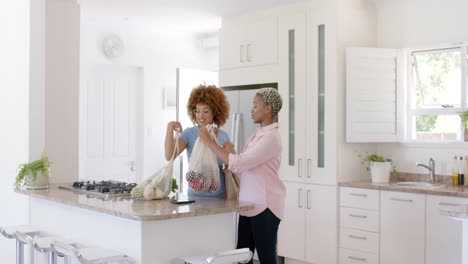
[
  {"x1": 346, "y1": 47, "x2": 404, "y2": 142},
  {"x1": 219, "y1": 16, "x2": 278, "y2": 70}
]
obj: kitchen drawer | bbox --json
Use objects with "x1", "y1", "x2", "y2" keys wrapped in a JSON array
[
  {"x1": 340, "y1": 248, "x2": 378, "y2": 264},
  {"x1": 340, "y1": 228, "x2": 379, "y2": 254},
  {"x1": 340, "y1": 207, "x2": 379, "y2": 232},
  {"x1": 340, "y1": 187, "x2": 380, "y2": 210}
]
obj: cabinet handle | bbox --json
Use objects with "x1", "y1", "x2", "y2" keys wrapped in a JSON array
[
  {"x1": 240, "y1": 45, "x2": 244, "y2": 62},
  {"x1": 349, "y1": 235, "x2": 367, "y2": 240},
  {"x1": 348, "y1": 256, "x2": 367, "y2": 262},
  {"x1": 298, "y1": 158, "x2": 303, "y2": 178},
  {"x1": 307, "y1": 159, "x2": 311, "y2": 178},
  {"x1": 349, "y1": 193, "x2": 367, "y2": 197},
  {"x1": 349, "y1": 214, "x2": 367, "y2": 219},
  {"x1": 439, "y1": 202, "x2": 462, "y2": 207},
  {"x1": 298, "y1": 189, "x2": 303, "y2": 208},
  {"x1": 306, "y1": 190, "x2": 311, "y2": 209},
  {"x1": 390, "y1": 197, "x2": 413, "y2": 203},
  {"x1": 246, "y1": 44, "x2": 251, "y2": 62}
]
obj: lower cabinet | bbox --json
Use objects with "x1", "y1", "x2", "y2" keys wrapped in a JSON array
[
  {"x1": 380, "y1": 191, "x2": 425, "y2": 264},
  {"x1": 278, "y1": 182, "x2": 337, "y2": 263},
  {"x1": 426, "y1": 195, "x2": 466, "y2": 264},
  {"x1": 340, "y1": 187, "x2": 468, "y2": 264}
]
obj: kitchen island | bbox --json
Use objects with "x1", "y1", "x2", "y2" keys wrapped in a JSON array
[{"x1": 15, "y1": 185, "x2": 254, "y2": 264}]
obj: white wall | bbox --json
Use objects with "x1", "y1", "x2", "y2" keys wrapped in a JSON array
[
  {"x1": 376, "y1": 0, "x2": 468, "y2": 48},
  {"x1": 337, "y1": 0, "x2": 379, "y2": 182},
  {"x1": 0, "y1": 0, "x2": 31, "y2": 262},
  {"x1": 375, "y1": 0, "x2": 468, "y2": 175},
  {"x1": 30, "y1": 0, "x2": 45, "y2": 161},
  {"x1": 45, "y1": 0, "x2": 81, "y2": 183},
  {"x1": 79, "y1": 16, "x2": 219, "y2": 180}
]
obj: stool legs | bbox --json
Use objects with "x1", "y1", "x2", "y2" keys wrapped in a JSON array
[
  {"x1": 48, "y1": 251, "x2": 56, "y2": 264},
  {"x1": 16, "y1": 240, "x2": 24, "y2": 264}
]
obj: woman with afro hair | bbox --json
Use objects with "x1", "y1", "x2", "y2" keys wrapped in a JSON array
[{"x1": 164, "y1": 84, "x2": 233, "y2": 197}]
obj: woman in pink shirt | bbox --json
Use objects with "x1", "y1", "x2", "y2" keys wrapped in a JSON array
[{"x1": 199, "y1": 88, "x2": 286, "y2": 264}]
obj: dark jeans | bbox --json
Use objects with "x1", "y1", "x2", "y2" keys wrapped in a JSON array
[{"x1": 237, "y1": 208, "x2": 281, "y2": 264}]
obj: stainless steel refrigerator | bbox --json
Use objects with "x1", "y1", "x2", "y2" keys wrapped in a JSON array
[{"x1": 222, "y1": 83, "x2": 278, "y2": 152}]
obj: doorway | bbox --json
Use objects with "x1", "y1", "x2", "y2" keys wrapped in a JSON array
[{"x1": 80, "y1": 65, "x2": 143, "y2": 183}]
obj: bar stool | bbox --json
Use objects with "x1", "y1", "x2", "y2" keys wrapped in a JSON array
[
  {"x1": 174, "y1": 248, "x2": 253, "y2": 264},
  {"x1": 0, "y1": 225, "x2": 43, "y2": 264},
  {"x1": 51, "y1": 241, "x2": 135, "y2": 264},
  {"x1": 33, "y1": 236, "x2": 77, "y2": 264}
]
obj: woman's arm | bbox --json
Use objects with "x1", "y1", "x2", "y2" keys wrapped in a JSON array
[{"x1": 165, "y1": 122, "x2": 187, "y2": 161}]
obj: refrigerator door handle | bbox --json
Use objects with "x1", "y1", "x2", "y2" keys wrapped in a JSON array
[
  {"x1": 230, "y1": 113, "x2": 237, "y2": 146},
  {"x1": 234, "y1": 113, "x2": 241, "y2": 151}
]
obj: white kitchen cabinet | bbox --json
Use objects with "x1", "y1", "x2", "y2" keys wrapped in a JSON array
[
  {"x1": 426, "y1": 195, "x2": 466, "y2": 264},
  {"x1": 346, "y1": 47, "x2": 404, "y2": 143},
  {"x1": 380, "y1": 191, "x2": 425, "y2": 264},
  {"x1": 278, "y1": 182, "x2": 337, "y2": 263},
  {"x1": 339, "y1": 187, "x2": 380, "y2": 264},
  {"x1": 219, "y1": 16, "x2": 277, "y2": 70}
]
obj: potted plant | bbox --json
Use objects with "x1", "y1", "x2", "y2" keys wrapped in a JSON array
[
  {"x1": 459, "y1": 110, "x2": 468, "y2": 142},
  {"x1": 358, "y1": 152, "x2": 395, "y2": 183},
  {"x1": 15, "y1": 154, "x2": 51, "y2": 189}
]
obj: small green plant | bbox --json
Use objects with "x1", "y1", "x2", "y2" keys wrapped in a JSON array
[
  {"x1": 459, "y1": 110, "x2": 468, "y2": 129},
  {"x1": 15, "y1": 154, "x2": 51, "y2": 188},
  {"x1": 171, "y1": 178, "x2": 178, "y2": 193},
  {"x1": 357, "y1": 152, "x2": 395, "y2": 172}
]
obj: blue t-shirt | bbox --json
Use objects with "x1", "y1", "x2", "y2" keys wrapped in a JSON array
[{"x1": 180, "y1": 126, "x2": 230, "y2": 197}]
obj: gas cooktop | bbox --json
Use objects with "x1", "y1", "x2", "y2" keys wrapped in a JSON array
[{"x1": 59, "y1": 180, "x2": 137, "y2": 199}]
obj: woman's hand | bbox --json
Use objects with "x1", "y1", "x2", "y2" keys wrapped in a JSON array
[
  {"x1": 198, "y1": 126, "x2": 212, "y2": 144},
  {"x1": 223, "y1": 141, "x2": 236, "y2": 154},
  {"x1": 167, "y1": 121, "x2": 183, "y2": 133}
]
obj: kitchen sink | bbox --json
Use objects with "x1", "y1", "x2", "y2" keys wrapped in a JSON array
[{"x1": 391, "y1": 181, "x2": 447, "y2": 188}]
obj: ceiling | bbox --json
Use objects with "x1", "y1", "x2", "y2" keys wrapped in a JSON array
[{"x1": 79, "y1": 0, "x2": 308, "y2": 33}]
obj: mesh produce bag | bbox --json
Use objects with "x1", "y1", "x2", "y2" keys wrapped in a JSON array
[
  {"x1": 131, "y1": 131, "x2": 180, "y2": 200},
  {"x1": 186, "y1": 124, "x2": 221, "y2": 192}
]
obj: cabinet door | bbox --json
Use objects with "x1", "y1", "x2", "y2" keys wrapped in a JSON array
[
  {"x1": 306, "y1": 19, "x2": 337, "y2": 185},
  {"x1": 219, "y1": 22, "x2": 245, "y2": 70},
  {"x1": 278, "y1": 13, "x2": 307, "y2": 183},
  {"x1": 426, "y1": 195, "x2": 465, "y2": 264},
  {"x1": 306, "y1": 185, "x2": 337, "y2": 264},
  {"x1": 219, "y1": 17, "x2": 277, "y2": 70},
  {"x1": 380, "y1": 191, "x2": 425, "y2": 264},
  {"x1": 278, "y1": 182, "x2": 306, "y2": 260},
  {"x1": 244, "y1": 17, "x2": 278, "y2": 67}
]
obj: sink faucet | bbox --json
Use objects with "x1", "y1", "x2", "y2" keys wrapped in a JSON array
[{"x1": 416, "y1": 158, "x2": 436, "y2": 184}]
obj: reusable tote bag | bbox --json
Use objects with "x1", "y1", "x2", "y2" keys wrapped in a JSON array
[
  {"x1": 131, "y1": 131, "x2": 180, "y2": 200},
  {"x1": 186, "y1": 124, "x2": 221, "y2": 192}
]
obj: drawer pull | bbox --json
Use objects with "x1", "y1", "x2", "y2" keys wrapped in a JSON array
[
  {"x1": 349, "y1": 235, "x2": 367, "y2": 240},
  {"x1": 349, "y1": 214, "x2": 367, "y2": 219},
  {"x1": 439, "y1": 202, "x2": 462, "y2": 207},
  {"x1": 349, "y1": 193, "x2": 367, "y2": 197},
  {"x1": 348, "y1": 256, "x2": 367, "y2": 262},
  {"x1": 390, "y1": 197, "x2": 413, "y2": 203}
]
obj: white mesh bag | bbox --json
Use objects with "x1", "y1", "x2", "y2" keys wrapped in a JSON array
[
  {"x1": 186, "y1": 124, "x2": 221, "y2": 192},
  {"x1": 131, "y1": 131, "x2": 180, "y2": 200}
]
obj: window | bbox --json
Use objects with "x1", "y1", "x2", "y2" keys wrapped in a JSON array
[{"x1": 409, "y1": 46, "x2": 467, "y2": 141}]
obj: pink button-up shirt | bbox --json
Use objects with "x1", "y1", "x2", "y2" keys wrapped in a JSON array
[{"x1": 228, "y1": 122, "x2": 286, "y2": 219}]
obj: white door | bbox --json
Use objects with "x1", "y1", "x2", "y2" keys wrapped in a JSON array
[
  {"x1": 81, "y1": 65, "x2": 142, "y2": 183},
  {"x1": 380, "y1": 191, "x2": 425, "y2": 264},
  {"x1": 176, "y1": 68, "x2": 218, "y2": 193},
  {"x1": 426, "y1": 195, "x2": 465, "y2": 264},
  {"x1": 306, "y1": 185, "x2": 337, "y2": 264},
  {"x1": 277, "y1": 181, "x2": 306, "y2": 260}
]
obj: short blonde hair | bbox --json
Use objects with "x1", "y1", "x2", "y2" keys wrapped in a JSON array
[{"x1": 256, "y1": 88, "x2": 283, "y2": 117}]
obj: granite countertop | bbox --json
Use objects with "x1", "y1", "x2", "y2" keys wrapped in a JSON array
[
  {"x1": 340, "y1": 181, "x2": 468, "y2": 198},
  {"x1": 15, "y1": 184, "x2": 254, "y2": 221}
]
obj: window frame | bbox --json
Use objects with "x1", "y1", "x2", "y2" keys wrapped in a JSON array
[{"x1": 406, "y1": 43, "x2": 468, "y2": 143}]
